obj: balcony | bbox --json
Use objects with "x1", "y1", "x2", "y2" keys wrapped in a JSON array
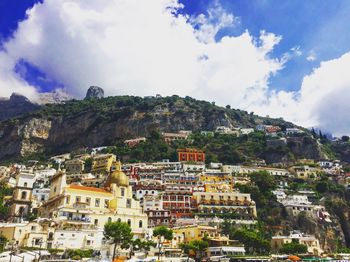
[{"x1": 65, "y1": 216, "x2": 91, "y2": 223}]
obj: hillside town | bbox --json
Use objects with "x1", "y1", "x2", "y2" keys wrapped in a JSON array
[{"x1": 0, "y1": 125, "x2": 350, "y2": 262}]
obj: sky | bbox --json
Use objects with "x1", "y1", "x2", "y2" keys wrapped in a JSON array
[{"x1": 0, "y1": 0, "x2": 350, "y2": 136}]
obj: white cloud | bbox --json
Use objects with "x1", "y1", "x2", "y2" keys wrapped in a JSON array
[
  {"x1": 0, "y1": 0, "x2": 349, "y2": 135},
  {"x1": 0, "y1": 0, "x2": 282, "y2": 103},
  {"x1": 252, "y1": 52, "x2": 350, "y2": 136}
]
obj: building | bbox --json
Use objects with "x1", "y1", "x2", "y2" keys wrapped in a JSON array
[
  {"x1": 292, "y1": 165, "x2": 320, "y2": 180},
  {"x1": 271, "y1": 231, "x2": 323, "y2": 255},
  {"x1": 91, "y1": 154, "x2": 116, "y2": 175},
  {"x1": 286, "y1": 128, "x2": 304, "y2": 135},
  {"x1": 64, "y1": 159, "x2": 85, "y2": 174},
  {"x1": 9, "y1": 170, "x2": 36, "y2": 222},
  {"x1": 40, "y1": 161, "x2": 148, "y2": 237},
  {"x1": 172, "y1": 225, "x2": 221, "y2": 242},
  {"x1": 124, "y1": 137, "x2": 146, "y2": 147},
  {"x1": 177, "y1": 148, "x2": 205, "y2": 163},
  {"x1": 240, "y1": 128, "x2": 254, "y2": 135},
  {"x1": 162, "y1": 132, "x2": 189, "y2": 144},
  {"x1": 0, "y1": 221, "x2": 52, "y2": 249}
]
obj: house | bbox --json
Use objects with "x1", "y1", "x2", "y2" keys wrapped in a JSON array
[
  {"x1": 240, "y1": 128, "x2": 254, "y2": 135},
  {"x1": 64, "y1": 159, "x2": 85, "y2": 174},
  {"x1": 91, "y1": 154, "x2": 116, "y2": 175},
  {"x1": 178, "y1": 148, "x2": 205, "y2": 163},
  {"x1": 162, "y1": 132, "x2": 189, "y2": 143},
  {"x1": 124, "y1": 137, "x2": 146, "y2": 147},
  {"x1": 271, "y1": 231, "x2": 323, "y2": 255}
]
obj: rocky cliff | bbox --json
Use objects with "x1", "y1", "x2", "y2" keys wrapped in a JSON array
[{"x1": 0, "y1": 94, "x2": 325, "y2": 161}]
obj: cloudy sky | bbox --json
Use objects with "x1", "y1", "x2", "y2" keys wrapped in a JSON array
[{"x1": 0, "y1": 0, "x2": 350, "y2": 136}]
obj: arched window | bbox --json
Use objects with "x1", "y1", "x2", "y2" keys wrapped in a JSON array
[
  {"x1": 21, "y1": 191, "x2": 27, "y2": 200},
  {"x1": 139, "y1": 220, "x2": 143, "y2": 228},
  {"x1": 117, "y1": 218, "x2": 121, "y2": 222},
  {"x1": 127, "y1": 219, "x2": 131, "y2": 226},
  {"x1": 24, "y1": 182, "x2": 28, "y2": 187},
  {"x1": 108, "y1": 217, "x2": 112, "y2": 223}
]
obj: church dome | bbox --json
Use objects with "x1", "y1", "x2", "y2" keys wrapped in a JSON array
[
  {"x1": 110, "y1": 170, "x2": 129, "y2": 187},
  {"x1": 105, "y1": 161, "x2": 129, "y2": 187},
  {"x1": 109, "y1": 198, "x2": 118, "y2": 210}
]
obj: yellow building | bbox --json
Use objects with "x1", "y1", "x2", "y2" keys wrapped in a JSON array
[
  {"x1": 199, "y1": 175, "x2": 234, "y2": 189},
  {"x1": 291, "y1": 165, "x2": 321, "y2": 180},
  {"x1": 91, "y1": 154, "x2": 116, "y2": 175},
  {"x1": 172, "y1": 225, "x2": 220, "y2": 243},
  {"x1": 0, "y1": 221, "x2": 52, "y2": 249},
  {"x1": 193, "y1": 184, "x2": 257, "y2": 218},
  {"x1": 40, "y1": 161, "x2": 148, "y2": 237}
]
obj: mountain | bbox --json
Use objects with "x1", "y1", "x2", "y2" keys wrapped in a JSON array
[
  {"x1": 0, "y1": 93, "x2": 40, "y2": 121},
  {"x1": 36, "y1": 89, "x2": 73, "y2": 104},
  {"x1": 0, "y1": 93, "x2": 330, "y2": 162}
]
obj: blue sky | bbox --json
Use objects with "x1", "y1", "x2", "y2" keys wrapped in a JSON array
[
  {"x1": 180, "y1": 0, "x2": 350, "y2": 92},
  {"x1": 1, "y1": 0, "x2": 350, "y2": 135},
  {"x1": 1, "y1": 0, "x2": 349, "y2": 93}
]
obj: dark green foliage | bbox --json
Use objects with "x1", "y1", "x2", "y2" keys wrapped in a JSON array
[
  {"x1": 231, "y1": 228, "x2": 270, "y2": 255},
  {"x1": 0, "y1": 235, "x2": 7, "y2": 252},
  {"x1": 104, "y1": 221, "x2": 134, "y2": 260},
  {"x1": 180, "y1": 240, "x2": 209, "y2": 262},
  {"x1": 153, "y1": 226, "x2": 173, "y2": 260},
  {"x1": 279, "y1": 240, "x2": 307, "y2": 254},
  {"x1": 66, "y1": 249, "x2": 94, "y2": 259},
  {"x1": 0, "y1": 182, "x2": 13, "y2": 220}
]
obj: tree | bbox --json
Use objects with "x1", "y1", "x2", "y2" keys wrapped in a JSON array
[
  {"x1": 189, "y1": 240, "x2": 209, "y2": 262},
  {"x1": 0, "y1": 235, "x2": 7, "y2": 252},
  {"x1": 153, "y1": 226, "x2": 173, "y2": 261},
  {"x1": 231, "y1": 228, "x2": 270, "y2": 255},
  {"x1": 280, "y1": 240, "x2": 307, "y2": 254},
  {"x1": 129, "y1": 239, "x2": 155, "y2": 258},
  {"x1": 104, "y1": 221, "x2": 133, "y2": 261},
  {"x1": 180, "y1": 240, "x2": 209, "y2": 262},
  {"x1": 315, "y1": 181, "x2": 329, "y2": 194}
]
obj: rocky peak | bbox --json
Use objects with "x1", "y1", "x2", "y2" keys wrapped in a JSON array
[
  {"x1": 0, "y1": 93, "x2": 40, "y2": 121},
  {"x1": 85, "y1": 86, "x2": 104, "y2": 99},
  {"x1": 9, "y1": 93, "x2": 31, "y2": 103}
]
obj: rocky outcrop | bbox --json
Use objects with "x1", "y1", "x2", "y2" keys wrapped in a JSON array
[
  {"x1": 85, "y1": 86, "x2": 104, "y2": 99},
  {"x1": 0, "y1": 95, "x2": 305, "y2": 160},
  {"x1": 0, "y1": 93, "x2": 40, "y2": 121}
]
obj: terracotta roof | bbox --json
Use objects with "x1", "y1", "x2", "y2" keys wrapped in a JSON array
[{"x1": 68, "y1": 184, "x2": 112, "y2": 194}]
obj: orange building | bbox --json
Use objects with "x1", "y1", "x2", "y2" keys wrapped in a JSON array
[{"x1": 177, "y1": 148, "x2": 205, "y2": 163}]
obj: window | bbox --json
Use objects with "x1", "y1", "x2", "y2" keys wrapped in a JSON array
[
  {"x1": 108, "y1": 217, "x2": 112, "y2": 223},
  {"x1": 94, "y1": 219, "x2": 98, "y2": 225},
  {"x1": 128, "y1": 219, "x2": 131, "y2": 226},
  {"x1": 66, "y1": 196, "x2": 70, "y2": 204},
  {"x1": 127, "y1": 199, "x2": 131, "y2": 208},
  {"x1": 104, "y1": 200, "x2": 109, "y2": 208},
  {"x1": 24, "y1": 182, "x2": 28, "y2": 187},
  {"x1": 95, "y1": 199, "x2": 100, "y2": 207},
  {"x1": 53, "y1": 187, "x2": 57, "y2": 193},
  {"x1": 121, "y1": 188, "x2": 125, "y2": 197},
  {"x1": 86, "y1": 197, "x2": 91, "y2": 205},
  {"x1": 76, "y1": 196, "x2": 81, "y2": 203},
  {"x1": 31, "y1": 226, "x2": 36, "y2": 231},
  {"x1": 139, "y1": 220, "x2": 143, "y2": 228},
  {"x1": 21, "y1": 191, "x2": 27, "y2": 200}
]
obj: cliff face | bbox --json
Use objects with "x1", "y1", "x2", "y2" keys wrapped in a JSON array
[{"x1": 0, "y1": 95, "x2": 314, "y2": 161}]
